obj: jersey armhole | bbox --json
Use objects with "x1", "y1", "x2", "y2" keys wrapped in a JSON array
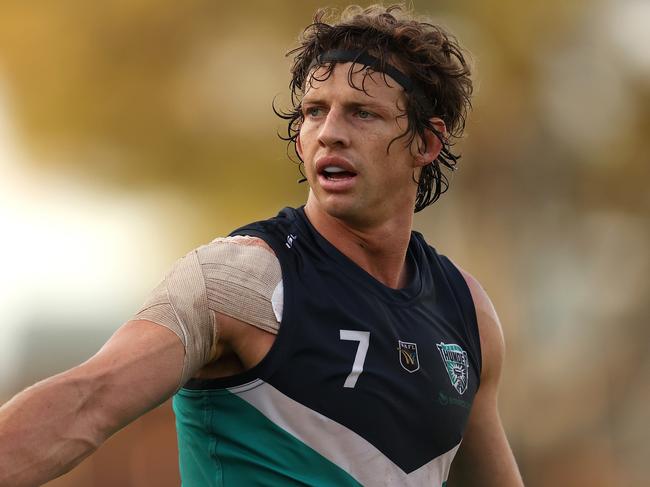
[
  {"x1": 436, "y1": 254, "x2": 483, "y2": 381},
  {"x1": 181, "y1": 228, "x2": 297, "y2": 391}
]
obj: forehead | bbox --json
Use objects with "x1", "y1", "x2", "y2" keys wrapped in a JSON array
[{"x1": 303, "y1": 62, "x2": 406, "y2": 106}]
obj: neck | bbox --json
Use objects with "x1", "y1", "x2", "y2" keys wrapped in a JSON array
[{"x1": 304, "y1": 201, "x2": 414, "y2": 289}]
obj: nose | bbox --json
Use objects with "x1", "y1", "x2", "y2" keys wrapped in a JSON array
[{"x1": 317, "y1": 108, "x2": 350, "y2": 148}]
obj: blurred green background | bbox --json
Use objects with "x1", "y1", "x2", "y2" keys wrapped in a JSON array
[{"x1": 0, "y1": 1, "x2": 648, "y2": 485}]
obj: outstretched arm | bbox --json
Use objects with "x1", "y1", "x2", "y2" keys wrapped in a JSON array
[
  {"x1": 448, "y1": 269, "x2": 524, "y2": 486},
  {"x1": 0, "y1": 236, "x2": 278, "y2": 486},
  {"x1": 0, "y1": 319, "x2": 184, "y2": 487}
]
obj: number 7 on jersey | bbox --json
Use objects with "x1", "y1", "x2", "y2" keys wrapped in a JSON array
[{"x1": 339, "y1": 330, "x2": 370, "y2": 388}]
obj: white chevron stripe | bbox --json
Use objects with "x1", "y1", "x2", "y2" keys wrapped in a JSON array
[{"x1": 230, "y1": 380, "x2": 460, "y2": 486}]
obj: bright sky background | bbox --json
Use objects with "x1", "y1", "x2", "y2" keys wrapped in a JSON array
[{"x1": 0, "y1": 81, "x2": 180, "y2": 394}]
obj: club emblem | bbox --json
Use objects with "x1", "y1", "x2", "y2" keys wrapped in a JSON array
[
  {"x1": 398, "y1": 340, "x2": 420, "y2": 373},
  {"x1": 436, "y1": 342, "x2": 469, "y2": 395}
]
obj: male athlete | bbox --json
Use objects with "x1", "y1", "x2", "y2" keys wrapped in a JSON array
[{"x1": 0, "y1": 5, "x2": 523, "y2": 486}]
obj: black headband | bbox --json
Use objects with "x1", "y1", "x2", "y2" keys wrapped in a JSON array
[{"x1": 308, "y1": 49, "x2": 415, "y2": 93}]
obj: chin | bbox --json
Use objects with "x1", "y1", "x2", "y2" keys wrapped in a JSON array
[{"x1": 320, "y1": 197, "x2": 372, "y2": 225}]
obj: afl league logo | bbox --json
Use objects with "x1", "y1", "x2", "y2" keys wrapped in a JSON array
[
  {"x1": 436, "y1": 342, "x2": 469, "y2": 395},
  {"x1": 398, "y1": 341, "x2": 420, "y2": 373}
]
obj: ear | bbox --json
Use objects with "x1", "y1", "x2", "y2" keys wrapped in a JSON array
[
  {"x1": 414, "y1": 117, "x2": 446, "y2": 167},
  {"x1": 296, "y1": 133, "x2": 304, "y2": 159}
]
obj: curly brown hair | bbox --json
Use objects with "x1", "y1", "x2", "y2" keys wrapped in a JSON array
[{"x1": 275, "y1": 4, "x2": 473, "y2": 212}]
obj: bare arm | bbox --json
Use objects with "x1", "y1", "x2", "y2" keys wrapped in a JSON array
[
  {"x1": 0, "y1": 236, "x2": 278, "y2": 486},
  {"x1": 448, "y1": 270, "x2": 524, "y2": 486},
  {"x1": 0, "y1": 320, "x2": 184, "y2": 487}
]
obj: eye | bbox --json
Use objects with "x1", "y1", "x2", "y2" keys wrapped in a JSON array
[
  {"x1": 357, "y1": 110, "x2": 373, "y2": 119},
  {"x1": 304, "y1": 106, "x2": 323, "y2": 117}
]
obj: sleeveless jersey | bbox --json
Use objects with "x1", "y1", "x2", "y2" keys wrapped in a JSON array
[{"x1": 173, "y1": 207, "x2": 481, "y2": 486}]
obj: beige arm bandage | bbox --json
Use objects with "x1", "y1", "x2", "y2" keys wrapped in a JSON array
[{"x1": 133, "y1": 236, "x2": 282, "y2": 388}]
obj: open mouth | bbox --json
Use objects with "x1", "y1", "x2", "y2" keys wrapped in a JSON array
[{"x1": 321, "y1": 166, "x2": 357, "y2": 180}]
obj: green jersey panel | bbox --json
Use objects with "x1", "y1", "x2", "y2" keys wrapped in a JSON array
[{"x1": 174, "y1": 388, "x2": 362, "y2": 487}]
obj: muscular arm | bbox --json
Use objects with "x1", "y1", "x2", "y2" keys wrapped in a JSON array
[
  {"x1": 448, "y1": 270, "x2": 524, "y2": 486},
  {"x1": 0, "y1": 320, "x2": 184, "y2": 487},
  {"x1": 0, "y1": 236, "x2": 280, "y2": 487}
]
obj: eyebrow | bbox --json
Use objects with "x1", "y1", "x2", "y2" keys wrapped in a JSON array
[{"x1": 301, "y1": 97, "x2": 394, "y2": 112}]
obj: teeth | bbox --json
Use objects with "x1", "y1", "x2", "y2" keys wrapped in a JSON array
[{"x1": 323, "y1": 166, "x2": 346, "y2": 174}]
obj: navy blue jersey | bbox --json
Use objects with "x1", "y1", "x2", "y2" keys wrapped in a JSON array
[{"x1": 174, "y1": 207, "x2": 481, "y2": 486}]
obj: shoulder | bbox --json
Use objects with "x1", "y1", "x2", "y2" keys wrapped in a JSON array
[
  {"x1": 166, "y1": 235, "x2": 280, "y2": 300},
  {"x1": 161, "y1": 236, "x2": 278, "y2": 300},
  {"x1": 167, "y1": 236, "x2": 278, "y2": 280},
  {"x1": 448, "y1": 261, "x2": 506, "y2": 385},
  {"x1": 195, "y1": 235, "x2": 276, "y2": 260}
]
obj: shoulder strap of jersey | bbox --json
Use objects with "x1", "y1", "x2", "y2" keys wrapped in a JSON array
[
  {"x1": 434, "y1": 252, "x2": 483, "y2": 379},
  {"x1": 228, "y1": 207, "x2": 299, "y2": 259}
]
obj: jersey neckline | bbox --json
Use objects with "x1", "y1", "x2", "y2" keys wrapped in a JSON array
[{"x1": 294, "y1": 206, "x2": 429, "y2": 306}]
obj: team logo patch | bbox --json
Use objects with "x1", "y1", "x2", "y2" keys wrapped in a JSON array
[
  {"x1": 436, "y1": 342, "x2": 469, "y2": 395},
  {"x1": 398, "y1": 340, "x2": 420, "y2": 373}
]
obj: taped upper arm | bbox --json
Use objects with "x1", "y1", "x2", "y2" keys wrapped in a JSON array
[{"x1": 132, "y1": 236, "x2": 282, "y2": 389}]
